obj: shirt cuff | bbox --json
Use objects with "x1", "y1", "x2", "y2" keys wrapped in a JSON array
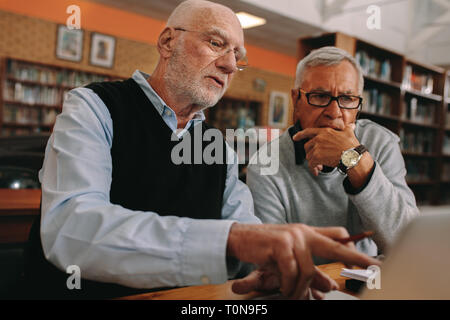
[
  {"x1": 180, "y1": 218, "x2": 235, "y2": 286},
  {"x1": 343, "y1": 162, "x2": 377, "y2": 195}
]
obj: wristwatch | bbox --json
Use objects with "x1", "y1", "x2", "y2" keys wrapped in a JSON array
[{"x1": 337, "y1": 145, "x2": 368, "y2": 175}]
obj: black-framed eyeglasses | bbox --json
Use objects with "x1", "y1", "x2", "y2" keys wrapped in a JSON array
[
  {"x1": 174, "y1": 27, "x2": 248, "y2": 71},
  {"x1": 298, "y1": 88, "x2": 363, "y2": 110}
]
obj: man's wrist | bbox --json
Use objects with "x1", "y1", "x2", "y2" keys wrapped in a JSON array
[{"x1": 346, "y1": 152, "x2": 375, "y2": 189}]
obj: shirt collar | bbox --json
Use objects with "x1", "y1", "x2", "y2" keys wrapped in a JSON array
[
  {"x1": 288, "y1": 120, "x2": 307, "y2": 165},
  {"x1": 131, "y1": 69, "x2": 205, "y2": 122}
]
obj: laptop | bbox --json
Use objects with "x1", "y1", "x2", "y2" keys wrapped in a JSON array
[{"x1": 360, "y1": 212, "x2": 450, "y2": 300}]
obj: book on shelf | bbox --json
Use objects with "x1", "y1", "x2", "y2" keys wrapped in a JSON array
[
  {"x1": 1, "y1": 127, "x2": 39, "y2": 136},
  {"x1": 362, "y1": 88, "x2": 392, "y2": 116},
  {"x1": 405, "y1": 158, "x2": 432, "y2": 182},
  {"x1": 6, "y1": 59, "x2": 111, "y2": 88},
  {"x1": 399, "y1": 128, "x2": 434, "y2": 154},
  {"x1": 402, "y1": 65, "x2": 434, "y2": 94},
  {"x1": 403, "y1": 97, "x2": 435, "y2": 124},
  {"x1": 355, "y1": 50, "x2": 391, "y2": 81},
  {"x1": 2, "y1": 103, "x2": 58, "y2": 126},
  {"x1": 4, "y1": 81, "x2": 60, "y2": 106},
  {"x1": 41, "y1": 109, "x2": 57, "y2": 125}
]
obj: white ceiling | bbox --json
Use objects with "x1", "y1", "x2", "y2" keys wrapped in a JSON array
[
  {"x1": 86, "y1": 0, "x2": 450, "y2": 67},
  {"x1": 85, "y1": 0, "x2": 325, "y2": 56}
]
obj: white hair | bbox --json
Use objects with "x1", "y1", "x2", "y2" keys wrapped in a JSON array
[{"x1": 294, "y1": 46, "x2": 364, "y2": 94}]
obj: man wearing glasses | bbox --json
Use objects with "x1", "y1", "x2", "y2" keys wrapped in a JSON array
[
  {"x1": 31, "y1": 1, "x2": 380, "y2": 299},
  {"x1": 247, "y1": 46, "x2": 419, "y2": 265}
]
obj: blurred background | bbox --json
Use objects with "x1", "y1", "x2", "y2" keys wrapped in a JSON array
[{"x1": 0, "y1": 0, "x2": 449, "y2": 296}]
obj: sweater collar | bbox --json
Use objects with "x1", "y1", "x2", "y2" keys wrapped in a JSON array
[{"x1": 288, "y1": 120, "x2": 306, "y2": 165}]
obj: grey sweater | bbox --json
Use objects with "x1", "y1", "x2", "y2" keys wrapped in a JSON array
[{"x1": 247, "y1": 119, "x2": 419, "y2": 264}]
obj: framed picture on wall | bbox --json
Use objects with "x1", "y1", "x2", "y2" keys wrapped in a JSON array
[
  {"x1": 268, "y1": 91, "x2": 289, "y2": 128},
  {"x1": 55, "y1": 25, "x2": 84, "y2": 62},
  {"x1": 89, "y1": 32, "x2": 116, "y2": 68}
]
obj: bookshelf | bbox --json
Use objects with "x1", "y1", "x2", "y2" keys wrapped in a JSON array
[
  {"x1": 439, "y1": 70, "x2": 450, "y2": 204},
  {"x1": 0, "y1": 57, "x2": 122, "y2": 137},
  {"x1": 206, "y1": 97, "x2": 262, "y2": 134},
  {"x1": 205, "y1": 97, "x2": 264, "y2": 176},
  {"x1": 297, "y1": 32, "x2": 449, "y2": 205}
]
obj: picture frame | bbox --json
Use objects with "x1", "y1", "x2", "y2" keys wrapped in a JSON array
[
  {"x1": 55, "y1": 25, "x2": 84, "y2": 62},
  {"x1": 268, "y1": 91, "x2": 289, "y2": 128},
  {"x1": 89, "y1": 32, "x2": 116, "y2": 68}
]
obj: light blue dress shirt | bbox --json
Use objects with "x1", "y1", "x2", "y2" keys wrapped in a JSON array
[{"x1": 39, "y1": 70, "x2": 260, "y2": 289}]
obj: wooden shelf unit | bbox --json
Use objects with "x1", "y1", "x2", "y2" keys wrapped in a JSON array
[
  {"x1": 297, "y1": 32, "x2": 449, "y2": 205},
  {"x1": 0, "y1": 57, "x2": 123, "y2": 137},
  {"x1": 205, "y1": 96, "x2": 263, "y2": 168}
]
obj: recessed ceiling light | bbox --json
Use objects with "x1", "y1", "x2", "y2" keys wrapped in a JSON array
[{"x1": 236, "y1": 12, "x2": 266, "y2": 29}]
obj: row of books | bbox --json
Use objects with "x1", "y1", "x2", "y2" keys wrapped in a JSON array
[
  {"x1": 402, "y1": 65, "x2": 434, "y2": 94},
  {"x1": 355, "y1": 50, "x2": 392, "y2": 81},
  {"x1": 405, "y1": 159, "x2": 432, "y2": 182},
  {"x1": 1, "y1": 127, "x2": 43, "y2": 136},
  {"x1": 3, "y1": 103, "x2": 58, "y2": 125},
  {"x1": 403, "y1": 97, "x2": 435, "y2": 124},
  {"x1": 399, "y1": 129, "x2": 434, "y2": 154},
  {"x1": 6, "y1": 60, "x2": 110, "y2": 87},
  {"x1": 362, "y1": 88, "x2": 392, "y2": 115},
  {"x1": 3, "y1": 81, "x2": 62, "y2": 106}
]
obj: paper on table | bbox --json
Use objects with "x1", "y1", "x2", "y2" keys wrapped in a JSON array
[{"x1": 340, "y1": 268, "x2": 375, "y2": 282}]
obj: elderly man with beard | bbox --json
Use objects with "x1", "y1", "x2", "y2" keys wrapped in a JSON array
[{"x1": 28, "y1": 1, "x2": 379, "y2": 299}]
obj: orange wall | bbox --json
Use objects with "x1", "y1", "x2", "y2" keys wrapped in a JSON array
[{"x1": 0, "y1": 0, "x2": 297, "y2": 77}]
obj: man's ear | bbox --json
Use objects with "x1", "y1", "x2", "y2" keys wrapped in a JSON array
[
  {"x1": 291, "y1": 88, "x2": 299, "y2": 105},
  {"x1": 157, "y1": 27, "x2": 176, "y2": 58}
]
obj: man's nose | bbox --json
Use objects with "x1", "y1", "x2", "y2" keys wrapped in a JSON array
[
  {"x1": 323, "y1": 99, "x2": 342, "y2": 119},
  {"x1": 216, "y1": 50, "x2": 238, "y2": 74}
]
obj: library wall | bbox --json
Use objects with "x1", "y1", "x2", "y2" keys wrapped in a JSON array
[{"x1": 0, "y1": 10, "x2": 295, "y2": 129}]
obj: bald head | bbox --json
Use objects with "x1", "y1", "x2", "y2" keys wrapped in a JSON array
[
  {"x1": 150, "y1": 0, "x2": 246, "y2": 112},
  {"x1": 167, "y1": 0, "x2": 242, "y2": 32}
]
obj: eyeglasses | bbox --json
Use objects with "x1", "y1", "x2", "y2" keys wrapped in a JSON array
[
  {"x1": 298, "y1": 89, "x2": 362, "y2": 110},
  {"x1": 174, "y1": 27, "x2": 249, "y2": 71}
]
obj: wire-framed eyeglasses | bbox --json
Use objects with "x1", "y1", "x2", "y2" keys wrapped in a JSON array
[{"x1": 174, "y1": 27, "x2": 248, "y2": 71}]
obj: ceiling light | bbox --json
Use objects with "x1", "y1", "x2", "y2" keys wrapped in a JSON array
[{"x1": 236, "y1": 12, "x2": 266, "y2": 29}]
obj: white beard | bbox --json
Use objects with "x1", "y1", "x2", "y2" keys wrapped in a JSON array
[{"x1": 164, "y1": 47, "x2": 225, "y2": 109}]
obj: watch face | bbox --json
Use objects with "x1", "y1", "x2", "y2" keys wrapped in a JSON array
[{"x1": 341, "y1": 149, "x2": 360, "y2": 167}]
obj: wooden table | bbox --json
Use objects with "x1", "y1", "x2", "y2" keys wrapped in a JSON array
[
  {"x1": 119, "y1": 262, "x2": 358, "y2": 300},
  {"x1": 0, "y1": 189, "x2": 40, "y2": 244}
]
